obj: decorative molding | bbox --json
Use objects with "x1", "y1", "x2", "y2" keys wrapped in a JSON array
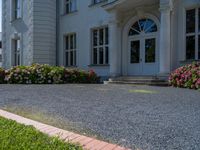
[
  {"x1": 11, "y1": 32, "x2": 21, "y2": 39},
  {"x1": 108, "y1": 10, "x2": 121, "y2": 26},
  {"x1": 159, "y1": 0, "x2": 174, "y2": 12}
]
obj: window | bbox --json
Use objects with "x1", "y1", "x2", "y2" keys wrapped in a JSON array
[
  {"x1": 0, "y1": 41, "x2": 2, "y2": 49},
  {"x1": 11, "y1": 0, "x2": 21, "y2": 20},
  {"x1": 92, "y1": 27, "x2": 109, "y2": 65},
  {"x1": 129, "y1": 18, "x2": 157, "y2": 36},
  {"x1": 65, "y1": 0, "x2": 77, "y2": 14},
  {"x1": 186, "y1": 8, "x2": 200, "y2": 60},
  {"x1": 145, "y1": 38, "x2": 156, "y2": 63},
  {"x1": 65, "y1": 33, "x2": 76, "y2": 67},
  {"x1": 13, "y1": 39, "x2": 20, "y2": 66}
]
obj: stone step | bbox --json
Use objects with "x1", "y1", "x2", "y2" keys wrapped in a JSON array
[
  {"x1": 105, "y1": 76, "x2": 169, "y2": 86},
  {"x1": 105, "y1": 80, "x2": 169, "y2": 86},
  {"x1": 109, "y1": 78, "x2": 167, "y2": 83},
  {"x1": 114, "y1": 76, "x2": 158, "y2": 80}
]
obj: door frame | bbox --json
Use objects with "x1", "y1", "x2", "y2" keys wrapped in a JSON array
[
  {"x1": 128, "y1": 32, "x2": 159, "y2": 75},
  {"x1": 128, "y1": 37, "x2": 142, "y2": 75},
  {"x1": 122, "y1": 13, "x2": 160, "y2": 76}
]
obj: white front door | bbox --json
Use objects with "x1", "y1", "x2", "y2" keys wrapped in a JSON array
[
  {"x1": 127, "y1": 18, "x2": 159, "y2": 76},
  {"x1": 128, "y1": 34, "x2": 159, "y2": 75}
]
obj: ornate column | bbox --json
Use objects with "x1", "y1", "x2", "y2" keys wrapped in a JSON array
[
  {"x1": 159, "y1": 0, "x2": 173, "y2": 75},
  {"x1": 109, "y1": 11, "x2": 121, "y2": 77}
]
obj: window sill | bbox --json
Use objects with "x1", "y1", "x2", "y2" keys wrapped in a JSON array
[
  {"x1": 180, "y1": 60, "x2": 200, "y2": 64},
  {"x1": 10, "y1": 18, "x2": 22, "y2": 24},
  {"x1": 65, "y1": 66, "x2": 78, "y2": 69},
  {"x1": 60, "y1": 10, "x2": 78, "y2": 17},
  {"x1": 89, "y1": 0, "x2": 108, "y2": 7},
  {"x1": 88, "y1": 64, "x2": 110, "y2": 67}
]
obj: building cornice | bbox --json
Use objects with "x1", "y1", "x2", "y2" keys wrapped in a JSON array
[
  {"x1": 159, "y1": 0, "x2": 174, "y2": 12},
  {"x1": 102, "y1": 0, "x2": 125, "y2": 11}
]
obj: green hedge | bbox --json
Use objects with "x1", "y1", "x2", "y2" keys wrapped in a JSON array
[{"x1": 0, "y1": 64, "x2": 99, "y2": 84}]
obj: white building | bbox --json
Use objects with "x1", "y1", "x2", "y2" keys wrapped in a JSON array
[
  {"x1": 2, "y1": 0, "x2": 200, "y2": 78},
  {"x1": 0, "y1": 32, "x2": 2, "y2": 67}
]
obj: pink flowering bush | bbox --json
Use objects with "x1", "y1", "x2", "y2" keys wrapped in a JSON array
[
  {"x1": 0, "y1": 68, "x2": 5, "y2": 84},
  {"x1": 4, "y1": 64, "x2": 99, "y2": 84},
  {"x1": 62, "y1": 69, "x2": 98, "y2": 83},
  {"x1": 169, "y1": 62, "x2": 200, "y2": 89}
]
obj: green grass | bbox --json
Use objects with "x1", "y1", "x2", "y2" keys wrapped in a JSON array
[
  {"x1": 0, "y1": 116, "x2": 83, "y2": 150},
  {"x1": 2, "y1": 106, "x2": 102, "y2": 140},
  {"x1": 129, "y1": 89, "x2": 158, "y2": 94}
]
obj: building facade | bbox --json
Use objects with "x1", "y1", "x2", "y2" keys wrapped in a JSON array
[
  {"x1": 2, "y1": 0, "x2": 56, "y2": 68},
  {"x1": 2, "y1": 0, "x2": 200, "y2": 77},
  {"x1": 0, "y1": 32, "x2": 2, "y2": 67}
]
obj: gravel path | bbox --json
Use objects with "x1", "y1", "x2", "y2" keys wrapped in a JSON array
[{"x1": 0, "y1": 84, "x2": 200, "y2": 150}]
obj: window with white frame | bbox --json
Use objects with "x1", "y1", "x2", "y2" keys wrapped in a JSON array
[
  {"x1": 11, "y1": 0, "x2": 21, "y2": 20},
  {"x1": 13, "y1": 39, "x2": 21, "y2": 66},
  {"x1": 92, "y1": 27, "x2": 109, "y2": 65},
  {"x1": 65, "y1": 0, "x2": 77, "y2": 14},
  {"x1": 65, "y1": 33, "x2": 76, "y2": 67},
  {"x1": 186, "y1": 8, "x2": 200, "y2": 60}
]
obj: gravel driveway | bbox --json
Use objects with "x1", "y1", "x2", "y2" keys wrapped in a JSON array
[{"x1": 0, "y1": 84, "x2": 200, "y2": 150}]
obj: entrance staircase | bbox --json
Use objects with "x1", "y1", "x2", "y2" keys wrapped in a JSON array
[{"x1": 104, "y1": 75, "x2": 169, "y2": 86}]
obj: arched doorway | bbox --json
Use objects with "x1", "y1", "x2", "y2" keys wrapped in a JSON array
[{"x1": 124, "y1": 17, "x2": 159, "y2": 76}]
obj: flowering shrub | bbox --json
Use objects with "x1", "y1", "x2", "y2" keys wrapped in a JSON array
[
  {"x1": 169, "y1": 62, "x2": 200, "y2": 89},
  {"x1": 4, "y1": 64, "x2": 99, "y2": 84},
  {"x1": 0, "y1": 68, "x2": 5, "y2": 84}
]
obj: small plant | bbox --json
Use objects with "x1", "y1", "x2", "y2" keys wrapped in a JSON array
[{"x1": 169, "y1": 62, "x2": 200, "y2": 89}]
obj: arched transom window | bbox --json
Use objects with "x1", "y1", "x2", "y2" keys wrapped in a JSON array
[{"x1": 129, "y1": 18, "x2": 158, "y2": 36}]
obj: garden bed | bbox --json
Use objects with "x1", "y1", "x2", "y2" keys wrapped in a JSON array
[
  {"x1": 0, "y1": 64, "x2": 99, "y2": 84},
  {"x1": 0, "y1": 116, "x2": 82, "y2": 150}
]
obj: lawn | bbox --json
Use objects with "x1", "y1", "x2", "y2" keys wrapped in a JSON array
[{"x1": 0, "y1": 117, "x2": 82, "y2": 150}]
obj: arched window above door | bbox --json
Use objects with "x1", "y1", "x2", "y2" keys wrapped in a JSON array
[{"x1": 128, "y1": 18, "x2": 158, "y2": 36}]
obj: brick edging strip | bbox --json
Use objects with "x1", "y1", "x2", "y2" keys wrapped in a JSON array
[{"x1": 0, "y1": 109, "x2": 130, "y2": 150}]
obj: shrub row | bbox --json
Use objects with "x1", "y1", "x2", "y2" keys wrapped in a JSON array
[
  {"x1": 0, "y1": 64, "x2": 99, "y2": 84},
  {"x1": 169, "y1": 62, "x2": 200, "y2": 89},
  {"x1": 0, "y1": 68, "x2": 5, "y2": 84}
]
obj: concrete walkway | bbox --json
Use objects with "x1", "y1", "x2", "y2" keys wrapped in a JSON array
[{"x1": 0, "y1": 109, "x2": 130, "y2": 150}]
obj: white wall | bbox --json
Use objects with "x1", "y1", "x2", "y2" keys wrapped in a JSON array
[
  {"x1": 2, "y1": 0, "x2": 34, "y2": 68},
  {"x1": 2, "y1": 0, "x2": 200, "y2": 75},
  {"x1": 2, "y1": 0, "x2": 57, "y2": 68},
  {"x1": 32, "y1": 0, "x2": 57, "y2": 65},
  {"x1": 58, "y1": 0, "x2": 111, "y2": 76},
  {"x1": 0, "y1": 32, "x2": 2, "y2": 67},
  {"x1": 172, "y1": 0, "x2": 200, "y2": 70}
]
